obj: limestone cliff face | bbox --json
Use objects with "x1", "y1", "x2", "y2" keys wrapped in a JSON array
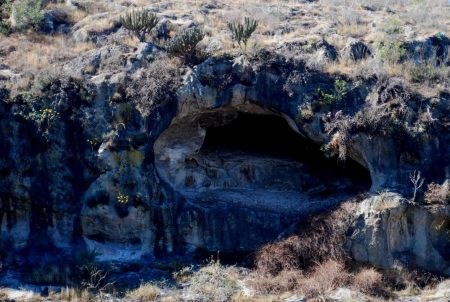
[
  {"x1": 0, "y1": 45, "x2": 449, "y2": 275},
  {"x1": 348, "y1": 193, "x2": 450, "y2": 276}
]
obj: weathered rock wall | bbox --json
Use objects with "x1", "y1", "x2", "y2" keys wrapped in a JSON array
[{"x1": 0, "y1": 47, "x2": 449, "y2": 275}]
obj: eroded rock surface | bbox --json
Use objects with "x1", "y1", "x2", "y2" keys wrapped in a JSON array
[{"x1": 0, "y1": 39, "x2": 449, "y2": 277}]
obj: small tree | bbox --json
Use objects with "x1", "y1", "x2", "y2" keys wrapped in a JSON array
[
  {"x1": 120, "y1": 9, "x2": 158, "y2": 42},
  {"x1": 167, "y1": 27, "x2": 204, "y2": 61},
  {"x1": 227, "y1": 17, "x2": 258, "y2": 49},
  {"x1": 410, "y1": 170, "x2": 425, "y2": 203}
]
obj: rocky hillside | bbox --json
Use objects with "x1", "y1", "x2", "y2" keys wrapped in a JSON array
[{"x1": 0, "y1": 0, "x2": 449, "y2": 301}]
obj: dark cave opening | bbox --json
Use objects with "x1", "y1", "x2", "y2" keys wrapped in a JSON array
[{"x1": 200, "y1": 112, "x2": 371, "y2": 193}]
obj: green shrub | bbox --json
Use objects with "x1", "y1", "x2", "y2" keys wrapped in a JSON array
[
  {"x1": 120, "y1": 9, "x2": 158, "y2": 42},
  {"x1": 227, "y1": 17, "x2": 258, "y2": 49},
  {"x1": 408, "y1": 61, "x2": 443, "y2": 83},
  {"x1": 11, "y1": 0, "x2": 44, "y2": 31},
  {"x1": 377, "y1": 40, "x2": 406, "y2": 64},
  {"x1": 167, "y1": 27, "x2": 204, "y2": 60},
  {"x1": 0, "y1": 0, "x2": 12, "y2": 34},
  {"x1": 317, "y1": 80, "x2": 348, "y2": 105}
]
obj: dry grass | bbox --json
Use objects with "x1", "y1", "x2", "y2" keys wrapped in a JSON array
[
  {"x1": 72, "y1": 12, "x2": 121, "y2": 36},
  {"x1": 0, "y1": 33, "x2": 95, "y2": 93},
  {"x1": 1, "y1": 34, "x2": 94, "y2": 70},
  {"x1": 249, "y1": 260, "x2": 353, "y2": 299},
  {"x1": 0, "y1": 0, "x2": 447, "y2": 96},
  {"x1": 255, "y1": 201, "x2": 358, "y2": 275},
  {"x1": 125, "y1": 283, "x2": 161, "y2": 302},
  {"x1": 299, "y1": 260, "x2": 352, "y2": 299},
  {"x1": 248, "y1": 269, "x2": 304, "y2": 295},
  {"x1": 353, "y1": 268, "x2": 384, "y2": 295},
  {"x1": 179, "y1": 259, "x2": 241, "y2": 302}
]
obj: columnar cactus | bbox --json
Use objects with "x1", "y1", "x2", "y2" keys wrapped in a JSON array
[
  {"x1": 120, "y1": 9, "x2": 158, "y2": 42},
  {"x1": 167, "y1": 27, "x2": 204, "y2": 60},
  {"x1": 227, "y1": 17, "x2": 258, "y2": 49}
]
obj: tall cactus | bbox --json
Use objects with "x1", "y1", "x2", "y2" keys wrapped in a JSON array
[
  {"x1": 120, "y1": 9, "x2": 158, "y2": 42},
  {"x1": 227, "y1": 17, "x2": 258, "y2": 49}
]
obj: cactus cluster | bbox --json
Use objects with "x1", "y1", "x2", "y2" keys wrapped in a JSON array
[
  {"x1": 227, "y1": 17, "x2": 258, "y2": 49},
  {"x1": 167, "y1": 27, "x2": 204, "y2": 59},
  {"x1": 120, "y1": 9, "x2": 158, "y2": 42}
]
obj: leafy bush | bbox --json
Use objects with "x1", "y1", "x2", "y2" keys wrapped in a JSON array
[
  {"x1": 317, "y1": 79, "x2": 348, "y2": 105},
  {"x1": 0, "y1": 0, "x2": 12, "y2": 34},
  {"x1": 167, "y1": 27, "x2": 204, "y2": 60},
  {"x1": 120, "y1": 9, "x2": 158, "y2": 42},
  {"x1": 377, "y1": 40, "x2": 406, "y2": 64},
  {"x1": 227, "y1": 17, "x2": 258, "y2": 49},
  {"x1": 408, "y1": 61, "x2": 444, "y2": 84},
  {"x1": 11, "y1": 0, "x2": 44, "y2": 31}
]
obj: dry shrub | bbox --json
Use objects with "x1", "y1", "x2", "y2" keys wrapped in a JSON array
[
  {"x1": 300, "y1": 260, "x2": 352, "y2": 299},
  {"x1": 425, "y1": 181, "x2": 449, "y2": 205},
  {"x1": 382, "y1": 266, "x2": 444, "y2": 295},
  {"x1": 353, "y1": 268, "x2": 383, "y2": 295},
  {"x1": 255, "y1": 201, "x2": 358, "y2": 275},
  {"x1": 126, "y1": 54, "x2": 182, "y2": 117},
  {"x1": 248, "y1": 260, "x2": 352, "y2": 299},
  {"x1": 126, "y1": 283, "x2": 161, "y2": 302},
  {"x1": 182, "y1": 259, "x2": 240, "y2": 302},
  {"x1": 248, "y1": 269, "x2": 304, "y2": 295}
]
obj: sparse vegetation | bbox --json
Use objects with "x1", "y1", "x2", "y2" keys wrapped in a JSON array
[{"x1": 120, "y1": 9, "x2": 159, "y2": 42}]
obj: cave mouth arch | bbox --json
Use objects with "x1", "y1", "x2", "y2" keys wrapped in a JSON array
[
  {"x1": 154, "y1": 106, "x2": 371, "y2": 209},
  {"x1": 154, "y1": 105, "x2": 371, "y2": 253}
]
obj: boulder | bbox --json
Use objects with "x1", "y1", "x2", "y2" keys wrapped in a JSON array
[
  {"x1": 342, "y1": 39, "x2": 372, "y2": 61},
  {"x1": 347, "y1": 193, "x2": 450, "y2": 276}
]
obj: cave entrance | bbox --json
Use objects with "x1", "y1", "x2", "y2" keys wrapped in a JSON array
[
  {"x1": 154, "y1": 109, "x2": 371, "y2": 209},
  {"x1": 198, "y1": 112, "x2": 371, "y2": 194},
  {"x1": 154, "y1": 107, "x2": 371, "y2": 253}
]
